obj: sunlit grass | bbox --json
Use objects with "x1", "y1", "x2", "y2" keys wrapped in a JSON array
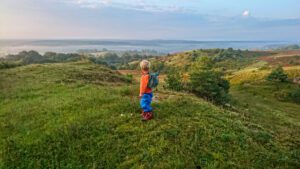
[
  {"x1": 228, "y1": 66, "x2": 300, "y2": 85},
  {"x1": 0, "y1": 62, "x2": 299, "y2": 168}
]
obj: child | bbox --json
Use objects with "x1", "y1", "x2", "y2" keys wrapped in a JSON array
[{"x1": 139, "y1": 60, "x2": 153, "y2": 121}]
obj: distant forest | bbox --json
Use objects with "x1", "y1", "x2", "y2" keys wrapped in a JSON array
[{"x1": 0, "y1": 50, "x2": 159, "y2": 70}]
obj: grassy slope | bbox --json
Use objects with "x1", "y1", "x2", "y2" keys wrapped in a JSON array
[
  {"x1": 228, "y1": 65, "x2": 300, "y2": 85},
  {"x1": 161, "y1": 50, "x2": 274, "y2": 71},
  {"x1": 0, "y1": 62, "x2": 299, "y2": 168},
  {"x1": 230, "y1": 82, "x2": 300, "y2": 142},
  {"x1": 227, "y1": 51, "x2": 300, "y2": 85},
  {"x1": 227, "y1": 52, "x2": 300, "y2": 169}
]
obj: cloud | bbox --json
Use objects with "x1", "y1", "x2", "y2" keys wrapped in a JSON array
[
  {"x1": 65, "y1": 0, "x2": 189, "y2": 13},
  {"x1": 70, "y1": 0, "x2": 111, "y2": 8},
  {"x1": 242, "y1": 10, "x2": 250, "y2": 17}
]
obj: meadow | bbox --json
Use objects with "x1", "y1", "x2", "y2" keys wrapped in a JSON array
[{"x1": 0, "y1": 50, "x2": 300, "y2": 168}]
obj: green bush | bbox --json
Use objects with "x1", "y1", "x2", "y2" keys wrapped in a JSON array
[
  {"x1": 189, "y1": 57, "x2": 230, "y2": 104},
  {"x1": 165, "y1": 68, "x2": 183, "y2": 91},
  {"x1": 0, "y1": 61, "x2": 22, "y2": 69},
  {"x1": 267, "y1": 66, "x2": 288, "y2": 82},
  {"x1": 289, "y1": 88, "x2": 300, "y2": 103},
  {"x1": 150, "y1": 60, "x2": 165, "y2": 72},
  {"x1": 213, "y1": 48, "x2": 243, "y2": 62},
  {"x1": 123, "y1": 74, "x2": 133, "y2": 83},
  {"x1": 22, "y1": 50, "x2": 44, "y2": 64},
  {"x1": 88, "y1": 57, "x2": 108, "y2": 66}
]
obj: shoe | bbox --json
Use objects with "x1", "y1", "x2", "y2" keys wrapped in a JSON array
[
  {"x1": 142, "y1": 112, "x2": 153, "y2": 121},
  {"x1": 148, "y1": 112, "x2": 153, "y2": 119}
]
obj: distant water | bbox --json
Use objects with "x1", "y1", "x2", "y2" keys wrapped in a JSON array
[{"x1": 0, "y1": 39, "x2": 298, "y2": 56}]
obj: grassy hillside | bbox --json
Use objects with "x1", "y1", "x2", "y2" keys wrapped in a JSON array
[
  {"x1": 159, "y1": 49, "x2": 275, "y2": 71},
  {"x1": 0, "y1": 61, "x2": 299, "y2": 168},
  {"x1": 230, "y1": 82, "x2": 300, "y2": 143},
  {"x1": 227, "y1": 65, "x2": 300, "y2": 84}
]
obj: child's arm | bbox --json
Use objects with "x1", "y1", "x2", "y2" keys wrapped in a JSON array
[{"x1": 139, "y1": 75, "x2": 149, "y2": 96}]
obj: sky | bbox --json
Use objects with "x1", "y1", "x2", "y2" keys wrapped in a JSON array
[{"x1": 0, "y1": 0, "x2": 300, "y2": 40}]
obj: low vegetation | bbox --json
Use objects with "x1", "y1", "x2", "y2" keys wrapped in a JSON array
[
  {"x1": 0, "y1": 61, "x2": 22, "y2": 69},
  {"x1": 1, "y1": 48, "x2": 299, "y2": 168},
  {"x1": 267, "y1": 66, "x2": 289, "y2": 82},
  {"x1": 164, "y1": 68, "x2": 183, "y2": 91},
  {"x1": 167, "y1": 56, "x2": 230, "y2": 105}
]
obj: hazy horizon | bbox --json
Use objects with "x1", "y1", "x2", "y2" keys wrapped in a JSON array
[{"x1": 1, "y1": 39, "x2": 299, "y2": 57}]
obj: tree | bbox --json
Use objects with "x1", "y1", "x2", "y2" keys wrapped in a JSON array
[
  {"x1": 44, "y1": 52, "x2": 56, "y2": 58},
  {"x1": 165, "y1": 68, "x2": 183, "y2": 91},
  {"x1": 22, "y1": 50, "x2": 44, "y2": 64},
  {"x1": 189, "y1": 57, "x2": 230, "y2": 104},
  {"x1": 150, "y1": 60, "x2": 165, "y2": 72},
  {"x1": 103, "y1": 52, "x2": 120, "y2": 64},
  {"x1": 122, "y1": 52, "x2": 133, "y2": 64},
  {"x1": 267, "y1": 66, "x2": 288, "y2": 82},
  {"x1": 191, "y1": 50, "x2": 198, "y2": 61}
]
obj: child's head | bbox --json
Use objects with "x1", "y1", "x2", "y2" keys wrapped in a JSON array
[{"x1": 140, "y1": 60, "x2": 150, "y2": 71}]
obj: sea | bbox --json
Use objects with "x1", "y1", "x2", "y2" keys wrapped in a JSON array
[{"x1": 0, "y1": 39, "x2": 299, "y2": 57}]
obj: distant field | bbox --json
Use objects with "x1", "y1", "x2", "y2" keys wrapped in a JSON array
[{"x1": 260, "y1": 51, "x2": 300, "y2": 66}]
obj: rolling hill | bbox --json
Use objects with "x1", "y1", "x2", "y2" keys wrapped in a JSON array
[{"x1": 0, "y1": 60, "x2": 299, "y2": 168}]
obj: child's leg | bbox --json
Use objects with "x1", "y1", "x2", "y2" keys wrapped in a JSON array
[
  {"x1": 140, "y1": 93, "x2": 153, "y2": 113},
  {"x1": 149, "y1": 93, "x2": 153, "y2": 112}
]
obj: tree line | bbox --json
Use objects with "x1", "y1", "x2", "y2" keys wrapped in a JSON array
[{"x1": 0, "y1": 50, "x2": 83, "y2": 69}]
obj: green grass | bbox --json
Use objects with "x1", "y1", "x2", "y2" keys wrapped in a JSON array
[
  {"x1": 230, "y1": 82, "x2": 300, "y2": 159},
  {"x1": 161, "y1": 49, "x2": 274, "y2": 72},
  {"x1": 0, "y1": 62, "x2": 299, "y2": 168},
  {"x1": 227, "y1": 65, "x2": 300, "y2": 85}
]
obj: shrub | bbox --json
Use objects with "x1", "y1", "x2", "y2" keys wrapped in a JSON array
[
  {"x1": 289, "y1": 88, "x2": 300, "y2": 103},
  {"x1": 165, "y1": 68, "x2": 183, "y2": 91},
  {"x1": 88, "y1": 57, "x2": 108, "y2": 66},
  {"x1": 150, "y1": 60, "x2": 165, "y2": 72},
  {"x1": 267, "y1": 66, "x2": 288, "y2": 82},
  {"x1": 189, "y1": 57, "x2": 230, "y2": 104},
  {"x1": 0, "y1": 61, "x2": 22, "y2": 69},
  {"x1": 123, "y1": 74, "x2": 133, "y2": 83}
]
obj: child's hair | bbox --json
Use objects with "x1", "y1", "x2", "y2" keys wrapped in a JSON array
[{"x1": 140, "y1": 60, "x2": 150, "y2": 71}]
